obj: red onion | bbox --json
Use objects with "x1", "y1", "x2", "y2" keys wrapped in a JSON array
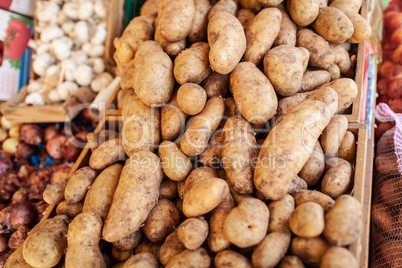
[
  {"x1": 34, "y1": 201, "x2": 49, "y2": 223},
  {"x1": 75, "y1": 130, "x2": 90, "y2": 143},
  {"x1": 44, "y1": 125, "x2": 58, "y2": 142},
  {"x1": 0, "y1": 252, "x2": 11, "y2": 267},
  {"x1": 27, "y1": 168, "x2": 51, "y2": 194},
  {"x1": 10, "y1": 202, "x2": 37, "y2": 228},
  {"x1": 8, "y1": 226, "x2": 28, "y2": 250},
  {"x1": 11, "y1": 189, "x2": 30, "y2": 204},
  {"x1": 15, "y1": 143, "x2": 36, "y2": 160},
  {"x1": 0, "y1": 160, "x2": 12, "y2": 177},
  {"x1": 0, "y1": 236, "x2": 8, "y2": 253},
  {"x1": 61, "y1": 136, "x2": 84, "y2": 162},
  {"x1": 51, "y1": 162, "x2": 73, "y2": 184},
  {"x1": 20, "y1": 124, "x2": 43, "y2": 146},
  {"x1": 46, "y1": 134, "x2": 67, "y2": 159},
  {"x1": 0, "y1": 206, "x2": 14, "y2": 234}
]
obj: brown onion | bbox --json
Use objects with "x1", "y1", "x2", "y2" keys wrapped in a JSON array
[
  {"x1": 10, "y1": 202, "x2": 37, "y2": 228},
  {"x1": 34, "y1": 201, "x2": 49, "y2": 223},
  {"x1": 44, "y1": 125, "x2": 58, "y2": 142},
  {"x1": 15, "y1": 143, "x2": 36, "y2": 160},
  {"x1": 27, "y1": 168, "x2": 51, "y2": 194},
  {"x1": 0, "y1": 252, "x2": 11, "y2": 267},
  {"x1": 0, "y1": 206, "x2": 14, "y2": 234},
  {"x1": 20, "y1": 124, "x2": 43, "y2": 146},
  {"x1": 0, "y1": 235, "x2": 8, "y2": 253},
  {"x1": 46, "y1": 134, "x2": 67, "y2": 159},
  {"x1": 11, "y1": 189, "x2": 30, "y2": 204},
  {"x1": 61, "y1": 136, "x2": 84, "y2": 162},
  {"x1": 8, "y1": 226, "x2": 27, "y2": 250},
  {"x1": 51, "y1": 162, "x2": 73, "y2": 184},
  {"x1": 74, "y1": 130, "x2": 90, "y2": 143}
]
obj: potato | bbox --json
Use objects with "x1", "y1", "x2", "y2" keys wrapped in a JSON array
[
  {"x1": 174, "y1": 42, "x2": 211, "y2": 85},
  {"x1": 252, "y1": 231, "x2": 292, "y2": 268},
  {"x1": 199, "y1": 130, "x2": 225, "y2": 167},
  {"x1": 122, "y1": 253, "x2": 158, "y2": 268},
  {"x1": 154, "y1": 17, "x2": 187, "y2": 57},
  {"x1": 298, "y1": 142, "x2": 325, "y2": 186},
  {"x1": 299, "y1": 70, "x2": 331, "y2": 93},
  {"x1": 180, "y1": 96, "x2": 225, "y2": 156},
  {"x1": 208, "y1": 0, "x2": 237, "y2": 20},
  {"x1": 224, "y1": 198, "x2": 269, "y2": 248},
  {"x1": 255, "y1": 100, "x2": 331, "y2": 201},
  {"x1": 258, "y1": 0, "x2": 283, "y2": 7},
  {"x1": 345, "y1": 12, "x2": 372, "y2": 43},
  {"x1": 112, "y1": 247, "x2": 133, "y2": 262},
  {"x1": 161, "y1": 91, "x2": 187, "y2": 141},
  {"x1": 321, "y1": 246, "x2": 358, "y2": 268},
  {"x1": 231, "y1": 62, "x2": 278, "y2": 124},
  {"x1": 122, "y1": 92, "x2": 160, "y2": 155},
  {"x1": 267, "y1": 194, "x2": 294, "y2": 233},
  {"x1": 322, "y1": 158, "x2": 353, "y2": 199},
  {"x1": 287, "y1": 0, "x2": 320, "y2": 26},
  {"x1": 23, "y1": 215, "x2": 69, "y2": 267},
  {"x1": 338, "y1": 131, "x2": 356, "y2": 163},
  {"x1": 43, "y1": 178, "x2": 68, "y2": 205},
  {"x1": 177, "y1": 218, "x2": 209, "y2": 250},
  {"x1": 158, "y1": 0, "x2": 195, "y2": 42},
  {"x1": 83, "y1": 163, "x2": 122, "y2": 220},
  {"x1": 290, "y1": 236, "x2": 329, "y2": 267},
  {"x1": 113, "y1": 230, "x2": 143, "y2": 251},
  {"x1": 236, "y1": 9, "x2": 255, "y2": 30},
  {"x1": 159, "y1": 231, "x2": 186, "y2": 265},
  {"x1": 177, "y1": 83, "x2": 207, "y2": 115},
  {"x1": 324, "y1": 195, "x2": 363, "y2": 246},
  {"x1": 159, "y1": 141, "x2": 192, "y2": 182},
  {"x1": 327, "y1": 62, "x2": 341, "y2": 80},
  {"x1": 103, "y1": 151, "x2": 163, "y2": 243},
  {"x1": 244, "y1": 8, "x2": 281, "y2": 65},
  {"x1": 65, "y1": 211, "x2": 105, "y2": 268},
  {"x1": 222, "y1": 115, "x2": 257, "y2": 194},
  {"x1": 160, "y1": 178, "x2": 178, "y2": 200},
  {"x1": 215, "y1": 250, "x2": 252, "y2": 268},
  {"x1": 288, "y1": 175, "x2": 308, "y2": 194},
  {"x1": 264, "y1": 45, "x2": 307, "y2": 96},
  {"x1": 5, "y1": 242, "x2": 31, "y2": 268},
  {"x1": 289, "y1": 202, "x2": 325, "y2": 238},
  {"x1": 56, "y1": 200, "x2": 83, "y2": 219},
  {"x1": 208, "y1": 193, "x2": 235, "y2": 252},
  {"x1": 140, "y1": 0, "x2": 158, "y2": 17},
  {"x1": 120, "y1": 59, "x2": 136, "y2": 90},
  {"x1": 294, "y1": 193, "x2": 333, "y2": 218},
  {"x1": 330, "y1": 43, "x2": 352, "y2": 75},
  {"x1": 134, "y1": 239, "x2": 161, "y2": 260},
  {"x1": 312, "y1": 7, "x2": 354, "y2": 43},
  {"x1": 166, "y1": 248, "x2": 211, "y2": 268},
  {"x1": 329, "y1": 0, "x2": 363, "y2": 14},
  {"x1": 183, "y1": 178, "x2": 229, "y2": 217},
  {"x1": 208, "y1": 12, "x2": 246, "y2": 74},
  {"x1": 64, "y1": 166, "x2": 96, "y2": 204},
  {"x1": 279, "y1": 256, "x2": 305, "y2": 268},
  {"x1": 239, "y1": 0, "x2": 262, "y2": 11},
  {"x1": 219, "y1": 170, "x2": 253, "y2": 205},
  {"x1": 274, "y1": 4, "x2": 297, "y2": 47},
  {"x1": 181, "y1": 166, "x2": 217, "y2": 199},
  {"x1": 321, "y1": 115, "x2": 348, "y2": 157},
  {"x1": 202, "y1": 72, "x2": 229, "y2": 98},
  {"x1": 297, "y1": 29, "x2": 335, "y2": 69},
  {"x1": 320, "y1": 78, "x2": 358, "y2": 112},
  {"x1": 89, "y1": 138, "x2": 125, "y2": 170},
  {"x1": 188, "y1": 0, "x2": 211, "y2": 43},
  {"x1": 143, "y1": 199, "x2": 180, "y2": 243}
]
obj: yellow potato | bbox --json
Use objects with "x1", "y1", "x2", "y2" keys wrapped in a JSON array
[
  {"x1": 288, "y1": 175, "x2": 308, "y2": 194},
  {"x1": 64, "y1": 166, "x2": 96, "y2": 204},
  {"x1": 177, "y1": 83, "x2": 207, "y2": 115},
  {"x1": 140, "y1": 0, "x2": 158, "y2": 17},
  {"x1": 299, "y1": 141, "x2": 325, "y2": 186},
  {"x1": 252, "y1": 231, "x2": 292, "y2": 268},
  {"x1": 112, "y1": 247, "x2": 132, "y2": 262},
  {"x1": 208, "y1": 0, "x2": 238, "y2": 20},
  {"x1": 177, "y1": 218, "x2": 209, "y2": 250},
  {"x1": 274, "y1": 4, "x2": 297, "y2": 47},
  {"x1": 181, "y1": 166, "x2": 217, "y2": 199},
  {"x1": 188, "y1": 0, "x2": 211, "y2": 43},
  {"x1": 122, "y1": 253, "x2": 158, "y2": 268},
  {"x1": 202, "y1": 72, "x2": 229, "y2": 98},
  {"x1": 43, "y1": 178, "x2": 68, "y2": 205},
  {"x1": 89, "y1": 138, "x2": 125, "y2": 170},
  {"x1": 236, "y1": 9, "x2": 255, "y2": 31},
  {"x1": 327, "y1": 62, "x2": 341, "y2": 80},
  {"x1": 292, "y1": 190, "x2": 335, "y2": 213},
  {"x1": 113, "y1": 230, "x2": 143, "y2": 251},
  {"x1": 289, "y1": 202, "x2": 325, "y2": 238},
  {"x1": 322, "y1": 158, "x2": 354, "y2": 199},
  {"x1": 320, "y1": 78, "x2": 358, "y2": 112},
  {"x1": 299, "y1": 70, "x2": 331, "y2": 93},
  {"x1": 279, "y1": 256, "x2": 305, "y2": 268},
  {"x1": 161, "y1": 91, "x2": 187, "y2": 141},
  {"x1": 154, "y1": 17, "x2": 187, "y2": 57},
  {"x1": 290, "y1": 236, "x2": 329, "y2": 267},
  {"x1": 199, "y1": 130, "x2": 225, "y2": 167},
  {"x1": 320, "y1": 246, "x2": 358, "y2": 268},
  {"x1": 321, "y1": 115, "x2": 348, "y2": 157},
  {"x1": 134, "y1": 240, "x2": 162, "y2": 260},
  {"x1": 287, "y1": 0, "x2": 320, "y2": 26},
  {"x1": 215, "y1": 250, "x2": 252, "y2": 268},
  {"x1": 165, "y1": 248, "x2": 211, "y2": 268},
  {"x1": 258, "y1": 0, "x2": 284, "y2": 7},
  {"x1": 159, "y1": 178, "x2": 178, "y2": 200},
  {"x1": 239, "y1": 0, "x2": 262, "y2": 11},
  {"x1": 330, "y1": 43, "x2": 353, "y2": 75},
  {"x1": 268, "y1": 194, "x2": 295, "y2": 233},
  {"x1": 345, "y1": 12, "x2": 372, "y2": 43},
  {"x1": 159, "y1": 141, "x2": 192, "y2": 181},
  {"x1": 329, "y1": 0, "x2": 364, "y2": 14},
  {"x1": 159, "y1": 230, "x2": 186, "y2": 265},
  {"x1": 56, "y1": 200, "x2": 83, "y2": 219}
]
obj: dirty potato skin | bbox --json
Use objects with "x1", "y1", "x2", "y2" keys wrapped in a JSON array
[
  {"x1": 89, "y1": 138, "x2": 126, "y2": 170},
  {"x1": 236, "y1": 9, "x2": 255, "y2": 31},
  {"x1": 208, "y1": 12, "x2": 246, "y2": 75},
  {"x1": 159, "y1": 141, "x2": 192, "y2": 182},
  {"x1": 122, "y1": 252, "x2": 159, "y2": 268},
  {"x1": 202, "y1": 72, "x2": 229, "y2": 98},
  {"x1": 292, "y1": 190, "x2": 335, "y2": 213},
  {"x1": 289, "y1": 202, "x2": 325, "y2": 238},
  {"x1": 159, "y1": 230, "x2": 186, "y2": 265},
  {"x1": 287, "y1": 0, "x2": 320, "y2": 26},
  {"x1": 345, "y1": 12, "x2": 372, "y2": 44},
  {"x1": 274, "y1": 4, "x2": 297, "y2": 47},
  {"x1": 215, "y1": 250, "x2": 252, "y2": 268},
  {"x1": 231, "y1": 62, "x2": 278, "y2": 124},
  {"x1": 177, "y1": 83, "x2": 207, "y2": 115},
  {"x1": 64, "y1": 166, "x2": 96, "y2": 204},
  {"x1": 154, "y1": 16, "x2": 187, "y2": 57},
  {"x1": 290, "y1": 236, "x2": 329, "y2": 267},
  {"x1": 338, "y1": 131, "x2": 356, "y2": 163},
  {"x1": 268, "y1": 194, "x2": 295, "y2": 233},
  {"x1": 181, "y1": 166, "x2": 217, "y2": 199},
  {"x1": 43, "y1": 178, "x2": 69, "y2": 205},
  {"x1": 279, "y1": 256, "x2": 305, "y2": 268},
  {"x1": 188, "y1": 0, "x2": 211, "y2": 43},
  {"x1": 56, "y1": 200, "x2": 83, "y2": 219},
  {"x1": 299, "y1": 70, "x2": 331, "y2": 93},
  {"x1": 298, "y1": 141, "x2": 325, "y2": 186},
  {"x1": 159, "y1": 178, "x2": 178, "y2": 200},
  {"x1": 208, "y1": 0, "x2": 238, "y2": 20},
  {"x1": 161, "y1": 91, "x2": 187, "y2": 142},
  {"x1": 288, "y1": 175, "x2": 308, "y2": 194},
  {"x1": 321, "y1": 115, "x2": 349, "y2": 157},
  {"x1": 177, "y1": 218, "x2": 209, "y2": 250},
  {"x1": 113, "y1": 230, "x2": 143, "y2": 251},
  {"x1": 322, "y1": 78, "x2": 357, "y2": 112},
  {"x1": 252, "y1": 231, "x2": 292, "y2": 268},
  {"x1": 166, "y1": 248, "x2": 211, "y2": 268},
  {"x1": 158, "y1": 0, "x2": 195, "y2": 42},
  {"x1": 320, "y1": 246, "x2": 358, "y2": 268},
  {"x1": 258, "y1": 0, "x2": 284, "y2": 7},
  {"x1": 140, "y1": 0, "x2": 158, "y2": 17}
]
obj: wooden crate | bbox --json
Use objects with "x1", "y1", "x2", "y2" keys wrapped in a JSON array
[{"x1": 1, "y1": 0, "x2": 124, "y2": 124}]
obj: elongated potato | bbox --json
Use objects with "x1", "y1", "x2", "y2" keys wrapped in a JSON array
[
  {"x1": 113, "y1": 230, "x2": 143, "y2": 251},
  {"x1": 299, "y1": 71, "x2": 331, "y2": 93},
  {"x1": 64, "y1": 166, "x2": 96, "y2": 204},
  {"x1": 43, "y1": 178, "x2": 68, "y2": 205},
  {"x1": 297, "y1": 29, "x2": 335, "y2": 69},
  {"x1": 5, "y1": 242, "x2": 31, "y2": 268},
  {"x1": 287, "y1": 0, "x2": 320, "y2": 26},
  {"x1": 215, "y1": 250, "x2": 252, "y2": 268},
  {"x1": 183, "y1": 178, "x2": 229, "y2": 217},
  {"x1": 158, "y1": 0, "x2": 195, "y2": 42},
  {"x1": 140, "y1": 0, "x2": 158, "y2": 17},
  {"x1": 299, "y1": 141, "x2": 325, "y2": 186},
  {"x1": 244, "y1": 8, "x2": 282, "y2": 65},
  {"x1": 224, "y1": 198, "x2": 269, "y2": 248},
  {"x1": 264, "y1": 45, "x2": 307, "y2": 96},
  {"x1": 103, "y1": 151, "x2": 163, "y2": 242},
  {"x1": 180, "y1": 96, "x2": 224, "y2": 156},
  {"x1": 202, "y1": 72, "x2": 229, "y2": 98},
  {"x1": 279, "y1": 256, "x2": 305, "y2": 268},
  {"x1": 208, "y1": 192, "x2": 235, "y2": 252},
  {"x1": 89, "y1": 138, "x2": 125, "y2": 170},
  {"x1": 166, "y1": 248, "x2": 211, "y2": 268},
  {"x1": 56, "y1": 200, "x2": 83, "y2": 219},
  {"x1": 174, "y1": 42, "x2": 211, "y2": 85},
  {"x1": 255, "y1": 100, "x2": 331, "y2": 201},
  {"x1": 159, "y1": 231, "x2": 186, "y2": 265},
  {"x1": 288, "y1": 175, "x2": 308, "y2": 194},
  {"x1": 159, "y1": 141, "x2": 192, "y2": 181},
  {"x1": 322, "y1": 158, "x2": 353, "y2": 199},
  {"x1": 338, "y1": 131, "x2": 356, "y2": 163},
  {"x1": 199, "y1": 130, "x2": 225, "y2": 167},
  {"x1": 289, "y1": 202, "x2": 325, "y2": 238},
  {"x1": 208, "y1": 12, "x2": 246, "y2": 74},
  {"x1": 23, "y1": 215, "x2": 69, "y2": 268},
  {"x1": 188, "y1": 0, "x2": 211, "y2": 43},
  {"x1": 330, "y1": 43, "x2": 352, "y2": 75},
  {"x1": 320, "y1": 78, "x2": 358, "y2": 112},
  {"x1": 321, "y1": 246, "x2": 358, "y2": 268},
  {"x1": 177, "y1": 83, "x2": 207, "y2": 115},
  {"x1": 83, "y1": 163, "x2": 122, "y2": 220},
  {"x1": 218, "y1": 168, "x2": 253, "y2": 205},
  {"x1": 222, "y1": 115, "x2": 257, "y2": 194},
  {"x1": 345, "y1": 12, "x2": 372, "y2": 43},
  {"x1": 161, "y1": 91, "x2": 186, "y2": 141},
  {"x1": 236, "y1": 9, "x2": 255, "y2": 30},
  {"x1": 274, "y1": 4, "x2": 297, "y2": 47},
  {"x1": 258, "y1": 0, "x2": 283, "y2": 7},
  {"x1": 159, "y1": 178, "x2": 178, "y2": 200},
  {"x1": 321, "y1": 115, "x2": 348, "y2": 157},
  {"x1": 329, "y1": 0, "x2": 363, "y2": 13},
  {"x1": 268, "y1": 194, "x2": 294, "y2": 233},
  {"x1": 123, "y1": 253, "x2": 158, "y2": 268},
  {"x1": 252, "y1": 231, "x2": 292, "y2": 268},
  {"x1": 122, "y1": 92, "x2": 161, "y2": 155},
  {"x1": 290, "y1": 236, "x2": 329, "y2": 267},
  {"x1": 133, "y1": 41, "x2": 174, "y2": 107},
  {"x1": 324, "y1": 195, "x2": 363, "y2": 246},
  {"x1": 292, "y1": 190, "x2": 335, "y2": 213},
  {"x1": 181, "y1": 166, "x2": 217, "y2": 199},
  {"x1": 208, "y1": 0, "x2": 237, "y2": 20},
  {"x1": 143, "y1": 199, "x2": 180, "y2": 243},
  {"x1": 231, "y1": 62, "x2": 278, "y2": 124},
  {"x1": 312, "y1": 7, "x2": 354, "y2": 43},
  {"x1": 65, "y1": 210, "x2": 105, "y2": 268},
  {"x1": 177, "y1": 218, "x2": 209, "y2": 250}
]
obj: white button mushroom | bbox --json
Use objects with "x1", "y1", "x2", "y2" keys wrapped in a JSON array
[
  {"x1": 48, "y1": 90, "x2": 63, "y2": 103},
  {"x1": 74, "y1": 65, "x2": 93, "y2": 86},
  {"x1": 25, "y1": 92, "x2": 46, "y2": 106},
  {"x1": 91, "y1": 24, "x2": 107, "y2": 45},
  {"x1": 35, "y1": 1, "x2": 60, "y2": 23},
  {"x1": 90, "y1": 72, "x2": 113, "y2": 92},
  {"x1": 32, "y1": 53, "x2": 56, "y2": 77},
  {"x1": 72, "y1": 21, "x2": 89, "y2": 43},
  {"x1": 69, "y1": 51, "x2": 88, "y2": 65},
  {"x1": 63, "y1": 3, "x2": 79, "y2": 20},
  {"x1": 40, "y1": 26, "x2": 64, "y2": 43},
  {"x1": 27, "y1": 79, "x2": 44, "y2": 94},
  {"x1": 57, "y1": 81, "x2": 79, "y2": 100},
  {"x1": 94, "y1": 0, "x2": 107, "y2": 19},
  {"x1": 81, "y1": 43, "x2": 92, "y2": 54},
  {"x1": 56, "y1": 10, "x2": 69, "y2": 25},
  {"x1": 88, "y1": 44, "x2": 105, "y2": 57},
  {"x1": 64, "y1": 60, "x2": 77, "y2": 82},
  {"x1": 61, "y1": 21, "x2": 75, "y2": 35},
  {"x1": 78, "y1": 1, "x2": 94, "y2": 21},
  {"x1": 51, "y1": 37, "x2": 74, "y2": 61},
  {"x1": 86, "y1": 57, "x2": 105, "y2": 74}
]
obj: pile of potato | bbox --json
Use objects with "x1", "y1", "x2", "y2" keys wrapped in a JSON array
[{"x1": 5, "y1": 0, "x2": 372, "y2": 267}]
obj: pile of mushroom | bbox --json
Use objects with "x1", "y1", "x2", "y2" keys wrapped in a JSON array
[{"x1": 25, "y1": 0, "x2": 114, "y2": 105}]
